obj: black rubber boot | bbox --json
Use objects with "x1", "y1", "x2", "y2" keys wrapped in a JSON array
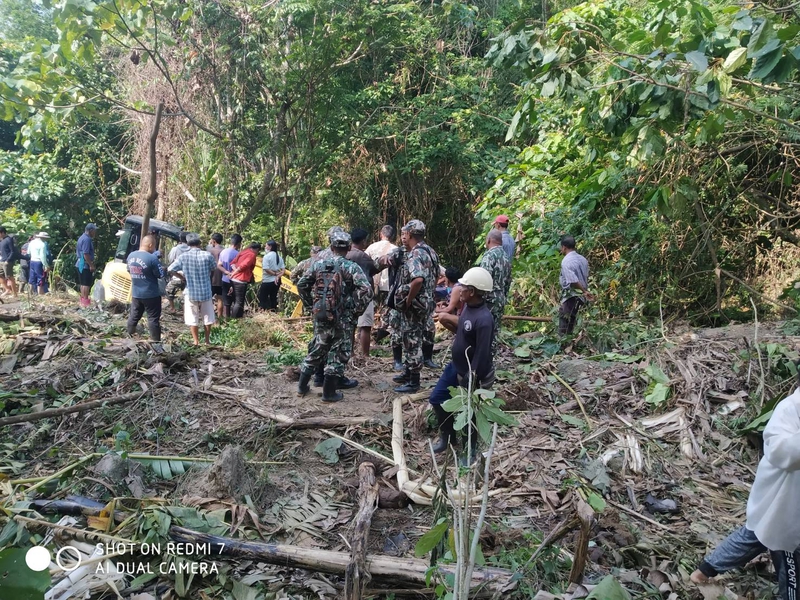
[
  {"x1": 373, "y1": 328, "x2": 390, "y2": 342},
  {"x1": 336, "y1": 375, "x2": 358, "y2": 390},
  {"x1": 297, "y1": 370, "x2": 312, "y2": 396},
  {"x1": 394, "y1": 371, "x2": 421, "y2": 393},
  {"x1": 422, "y1": 343, "x2": 439, "y2": 369},
  {"x1": 322, "y1": 375, "x2": 344, "y2": 402},
  {"x1": 392, "y1": 346, "x2": 404, "y2": 371},
  {"x1": 393, "y1": 368, "x2": 410, "y2": 383},
  {"x1": 313, "y1": 363, "x2": 325, "y2": 387},
  {"x1": 431, "y1": 404, "x2": 455, "y2": 453}
]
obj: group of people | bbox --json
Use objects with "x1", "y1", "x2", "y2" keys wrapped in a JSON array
[{"x1": 0, "y1": 228, "x2": 58, "y2": 298}]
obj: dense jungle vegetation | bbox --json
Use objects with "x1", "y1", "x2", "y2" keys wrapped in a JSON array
[{"x1": 1, "y1": 0, "x2": 799, "y2": 324}]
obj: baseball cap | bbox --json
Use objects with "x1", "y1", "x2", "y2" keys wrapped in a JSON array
[
  {"x1": 37, "y1": 231, "x2": 50, "y2": 239},
  {"x1": 326, "y1": 226, "x2": 344, "y2": 240},
  {"x1": 85, "y1": 223, "x2": 98, "y2": 231},
  {"x1": 494, "y1": 215, "x2": 509, "y2": 225}
]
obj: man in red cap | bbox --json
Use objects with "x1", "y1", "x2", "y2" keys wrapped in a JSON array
[{"x1": 493, "y1": 215, "x2": 515, "y2": 262}]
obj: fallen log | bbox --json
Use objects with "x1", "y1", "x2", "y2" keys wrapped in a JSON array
[
  {"x1": 501, "y1": 315, "x2": 551, "y2": 323},
  {"x1": 238, "y1": 397, "x2": 391, "y2": 430},
  {"x1": 0, "y1": 389, "x2": 151, "y2": 427},
  {"x1": 345, "y1": 462, "x2": 380, "y2": 600},
  {"x1": 169, "y1": 526, "x2": 515, "y2": 593}
]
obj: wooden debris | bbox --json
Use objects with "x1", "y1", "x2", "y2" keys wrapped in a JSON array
[
  {"x1": 344, "y1": 462, "x2": 379, "y2": 600},
  {"x1": 568, "y1": 498, "x2": 594, "y2": 584},
  {"x1": 0, "y1": 388, "x2": 152, "y2": 427},
  {"x1": 168, "y1": 525, "x2": 516, "y2": 592},
  {"x1": 239, "y1": 397, "x2": 390, "y2": 430}
]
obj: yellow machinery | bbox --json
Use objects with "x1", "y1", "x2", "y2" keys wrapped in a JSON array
[
  {"x1": 252, "y1": 262, "x2": 304, "y2": 317},
  {"x1": 102, "y1": 216, "x2": 183, "y2": 303}
]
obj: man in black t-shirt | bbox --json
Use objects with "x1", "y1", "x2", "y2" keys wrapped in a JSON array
[
  {"x1": 429, "y1": 267, "x2": 495, "y2": 455},
  {"x1": 0, "y1": 227, "x2": 18, "y2": 298},
  {"x1": 346, "y1": 228, "x2": 380, "y2": 356}
]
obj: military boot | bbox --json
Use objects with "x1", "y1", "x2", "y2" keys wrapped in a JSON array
[
  {"x1": 431, "y1": 404, "x2": 455, "y2": 453},
  {"x1": 393, "y1": 368, "x2": 410, "y2": 383},
  {"x1": 335, "y1": 375, "x2": 358, "y2": 390},
  {"x1": 394, "y1": 371, "x2": 420, "y2": 393},
  {"x1": 297, "y1": 370, "x2": 312, "y2": 396},
  {"x1": 322, "y1": 375, "x2": 344, "y2": 402},
  {"x1": 392, "y1": 346, "x2": 404, "y2": 371},
  {"x1": 422, "y1": 343, "x2": 439, "y2": 369},
  {"x1": 313, "y1": 363, "x2": 325, "y2": 387}
]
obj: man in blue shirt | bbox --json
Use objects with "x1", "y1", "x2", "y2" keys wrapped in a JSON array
[
  {"x1": 126, "y1": 235, "x2": 165, "y2": 341},
  {"x1": 76, "y1": 223, "x2": 97, "y2": 308},
  {"x1": 168, "y1": 233, "x2": 217, "y2": 345},
  {"x1": 493, "y1": 215, "x2": 515, "y2": 263}
]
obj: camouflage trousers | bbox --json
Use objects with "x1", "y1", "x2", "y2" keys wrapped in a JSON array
[
  {"x1": 400, "y1": 310, "x2": 429, "y2": 373},
  {"x1": 338, "y1": 313, "x2": 358, "y2": 366},
  {"x1": 301, "y1": 323, "x2": 347, "y2": 377},
  {"x1": 387, "y1": 308, "x2": 403, "y2": 348}
]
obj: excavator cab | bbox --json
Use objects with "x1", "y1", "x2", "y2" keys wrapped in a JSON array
[{"x1": 101, "y1": 216, "x2": 183, "y2": 302}]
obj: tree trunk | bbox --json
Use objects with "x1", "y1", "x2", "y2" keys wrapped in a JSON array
[
  {"x1": 140, "y1": 102, "x2": 164, "y2": 248},
  {"x1": 168, "y1": 526, "x2": 515, "y2": 592}
]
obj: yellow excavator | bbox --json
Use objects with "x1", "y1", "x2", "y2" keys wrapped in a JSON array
[{"x1": 101, "y1": 215, "x2": 304, "y2": 316}]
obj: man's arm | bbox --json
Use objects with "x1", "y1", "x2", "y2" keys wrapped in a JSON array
[
  {"x1": 405, "y1": 277, "x2": 423, "y2": 308},
  {"x1": 470, "y1": 316, "x2": 494, "y2": 383},
  {"x1": 167, "y1": 257, "x2": 184, "y2": 280},
  {"x1": 434, "y1": 311, "x2": 458, "y2": 333},
  {"x1": 84, "y1": 252, "x2": 95, "y2": 271}
]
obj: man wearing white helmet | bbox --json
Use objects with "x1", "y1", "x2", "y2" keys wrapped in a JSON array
[{"x1": 429, "y1": 266, "x2": 495, "y2": 454}]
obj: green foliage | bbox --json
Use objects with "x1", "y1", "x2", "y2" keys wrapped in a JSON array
[
  {"x1": 442, "y1": 387, "x2": 518, "y2": 444},
  {"x1": 483, "y1": 0, "x2": 800, "y2": 321},
  {"x1": 0, "y1": 547, "x2": 51, "y2": 599},
  {"x1": 414, "y1": 518, "x2": 450, "y2": 558}
]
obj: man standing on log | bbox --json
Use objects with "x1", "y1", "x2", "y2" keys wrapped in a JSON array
[
  {"x1": 691, "y1": 385, "x2": 800, "y2": 600},
  {"x1": 76, "y1": 223, "x2": 97, "y2": 308},
  {"x1": 382, "y1": 220, "x2": 439, "y2": 393},
  {"x1": 558, "y1": 235, "x2": 593, "y2": 335},
  {"x1": 480, "y1": 229, "x2": 512, "y2": 353},
  {"x1": 126, "y1": 235, "x2": 165, "y2": 342},
  {"x1": 168, "y1": 233, "x2": 217, "y2": 346},
  {"x1": 430, "y1": 267, "x2": 495, "y2": 453},
  {"x1": 297, "y1": 231, "x2": 372, "y2": 402}
]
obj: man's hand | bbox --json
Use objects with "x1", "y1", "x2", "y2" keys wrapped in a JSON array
[
  {"x1": 585, "y1": 292, "x2": 595, "y2": 302},
  {"x1": 434, "y1": 312, "x2": 458, "y2": 332},
  {"x1": 89, "y1": 264, "x2": 96, "y2": 273}
]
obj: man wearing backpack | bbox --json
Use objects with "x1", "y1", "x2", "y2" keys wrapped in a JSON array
[
  {"x1": 381, "y1": 219, "x2": 439, "y2": 393},
  {"x1": 297, "y1": 231, "x2": 373, "y2": 402}
]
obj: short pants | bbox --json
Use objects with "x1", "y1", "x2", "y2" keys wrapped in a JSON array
[
  {"x1": 0, "y1": 261, "x2": 14, "y2": 279},
  {"x1": 184, "y1": 298, "x2": 216, "y2": 327},
  {"x1": 77, "y1": 267, "x2": 93, "y2": 287},
  {"x1": 357, "y1": 301, "x2": 375, "y2": 328}
]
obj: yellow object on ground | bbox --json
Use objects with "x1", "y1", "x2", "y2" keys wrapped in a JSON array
[{"x1": 253, "y1": 261, "x2": 303, "y2": 317}]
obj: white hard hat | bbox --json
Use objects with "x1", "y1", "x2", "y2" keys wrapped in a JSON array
[{"x1": 458, "y1": 267, "x2": 493, "y2": 292}]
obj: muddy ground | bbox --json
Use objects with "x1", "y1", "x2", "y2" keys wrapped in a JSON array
[{"x1": 1, "y1": 293, "x2": 799, "y2": 599}]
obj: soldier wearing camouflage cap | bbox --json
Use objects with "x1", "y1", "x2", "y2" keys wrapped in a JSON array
[
  {"x1": 296, "y1": 231, "x2": 373, "y2": 402},
  {"x1": 380, "y1": 219, "x2": 440, "y2": 392}
]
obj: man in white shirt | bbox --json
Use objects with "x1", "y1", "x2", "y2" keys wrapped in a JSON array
[
  {"x1": 692, "y1": 386, "x2": 800, "y2": 599},
  {"x1": 28, "y1": 232, "x2": 50, "y2": 295},
  {"x1": 365, "y1": 225, "x2": 397, "y2": 345}
]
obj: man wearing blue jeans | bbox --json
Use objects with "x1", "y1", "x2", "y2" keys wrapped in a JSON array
[
  {"x1": 692, "y1": 386, "x2": 800, "y2": 599},
  {"x1": 429, "y1": 267, "x2": 495, "y2": 454}
]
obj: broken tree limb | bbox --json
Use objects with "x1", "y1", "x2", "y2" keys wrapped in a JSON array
[
  {"x1": 501, "y1": 315, "x2": 551, "y2": 322},
  {"x1": 345, "y1": 462, "x2": 380, "y2": 600},
  {"x1": 0, "y1": 389, "x2": 151, "y2": 427},
  {"x1": 238, "y1": 398, "x2": 390, "y2": 430},
  {"x1": 139, "y1": 101, "x2": 164, "y2": 246},
  {"x1": 550, "y1": 371, "x2": 594, "y2": 430},
  {"x1": 168, "y1": 526, "x2": 515, "y2": 593},
  {"x1": 568, "y1": 498, "x2": 594, "y2": 584}
]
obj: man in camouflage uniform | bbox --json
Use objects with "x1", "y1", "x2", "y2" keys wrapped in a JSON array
[
  {"x1": 309, "y1": 227, "x2": 343, "y2": 387},
  {"x1": 480, "y1": 229, "x2": 512, "y2": 354},
  {"x1": 297, "y1": 232, "x2": 373, "y2": 402},
  {"x1": 290, "y1": 245, "x2": 322, "y2": 285},
  {"x1": 381, "y1": 219, "x2": 439, "y2": 393}
]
